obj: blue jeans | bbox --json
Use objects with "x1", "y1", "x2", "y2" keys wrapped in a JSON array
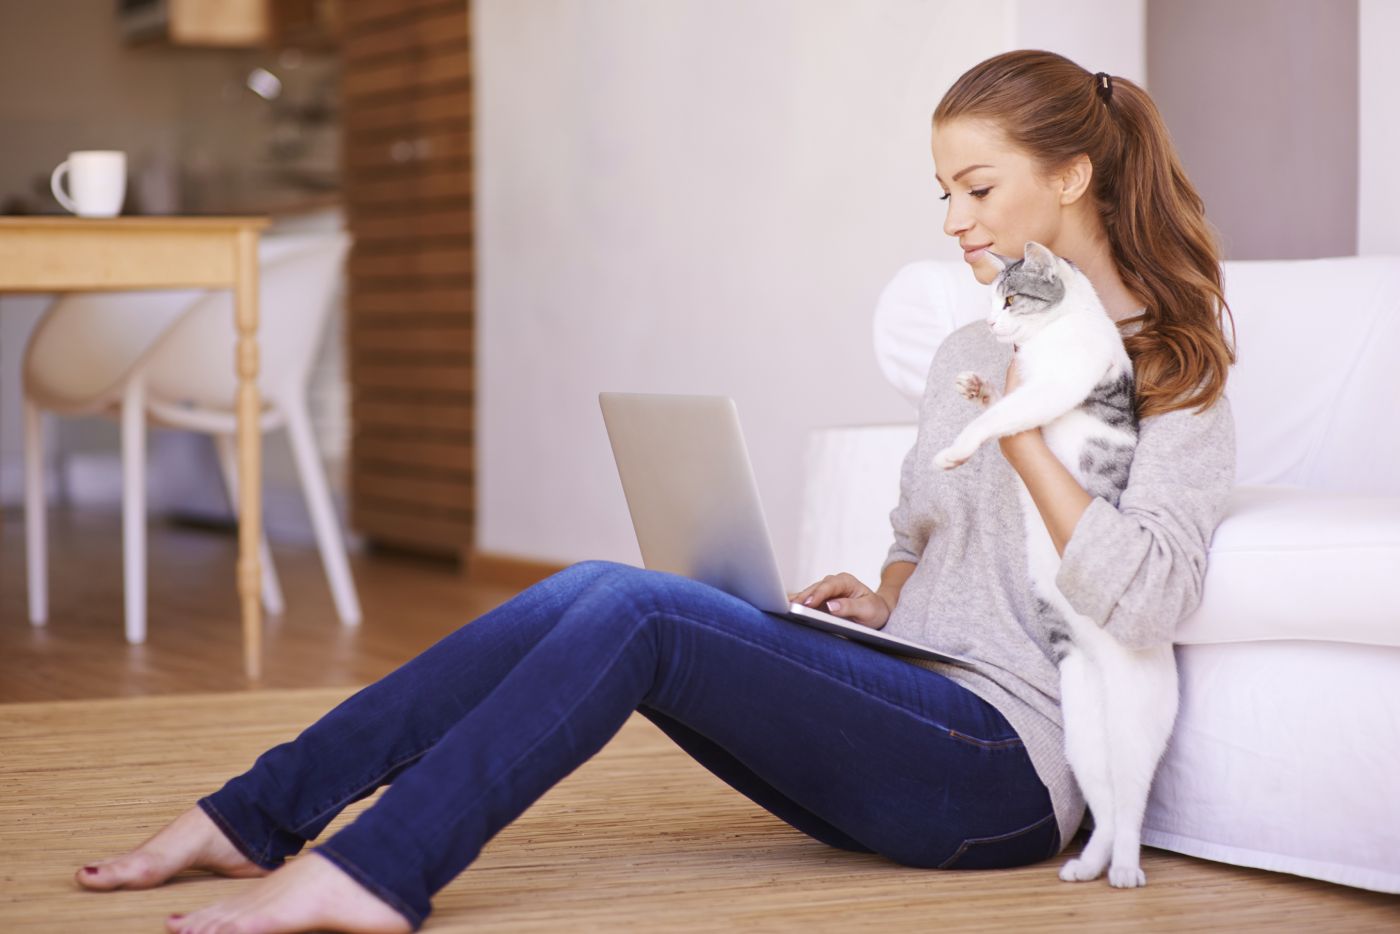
[{"x1": 197, "y1": 561, "x2": 1058, "y2": 929}]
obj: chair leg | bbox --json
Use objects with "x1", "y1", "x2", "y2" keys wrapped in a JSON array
[
  {"x1": 213, "y1": 433, "x2": 286, "y2": 616},
  {"x1": 122, "y1": 376, "x2": 147, "y2": 645},
  {"x1": 284, "y1": 399, "x2": 362, "y2": 625},
  {"x1": 23, "y1": 400, "x2": 47, "y2": 626}
]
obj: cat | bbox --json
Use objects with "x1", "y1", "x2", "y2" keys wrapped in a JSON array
[{"x1": 933, "y1": 240, "x2": 1179, "y2": 889}]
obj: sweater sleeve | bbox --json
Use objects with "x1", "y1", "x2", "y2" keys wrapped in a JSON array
[
  {"x1": 1054, "y1": 393, "x2": 1237, "y2": 650},
  {"x1": 882, "y1": 434, "x2": 928, "y2": 573},
  {"x1": 881, "y1": 338, "x2": 953, "y2": 576}
]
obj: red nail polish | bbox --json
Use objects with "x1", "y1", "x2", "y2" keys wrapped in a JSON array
[
  {"x1": 169, "y1": 914, "x2": 184, "y2": 920},
  {"x1": 83, "y1": 866, "x2": 98, "y2": 874}
]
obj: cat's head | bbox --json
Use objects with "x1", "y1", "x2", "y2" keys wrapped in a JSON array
[{"x1": 981, "y1": 240, "x2": 1084, "y2": 346}]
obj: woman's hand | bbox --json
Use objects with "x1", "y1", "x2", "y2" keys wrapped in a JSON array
[{"x1": 789, "y1": 573, "x2": 891, "y2": 630}]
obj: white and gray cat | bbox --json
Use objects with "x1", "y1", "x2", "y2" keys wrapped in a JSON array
[{"x1": 933, "y1": 240, "x2": 1178, "y2": 889}]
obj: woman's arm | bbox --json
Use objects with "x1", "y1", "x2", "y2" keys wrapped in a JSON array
[
  {"x1": 1000, "y1": 432, "x2": 1092, "y2": 557},
  {"x1": 1001, "y1": 392, "x2": 1237, "y2": 651},
  {"x1": 995, "y1": 356, "x2": 1093, "y2": 555},
  {"x1": 876, "y1": 560, "x2": 917, "y2": 615}
]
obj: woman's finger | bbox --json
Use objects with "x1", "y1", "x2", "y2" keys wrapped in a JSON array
[
  {"x1": 827, "y1": 594, "x2": 886, "y2": 628},
  {"x1": 793, "y1": 573, "x2": 863, "y2": 607}
]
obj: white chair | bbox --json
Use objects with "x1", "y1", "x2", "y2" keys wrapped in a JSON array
[{"x1": 23, "y1": 231, "x2": 361, "y2": 643}]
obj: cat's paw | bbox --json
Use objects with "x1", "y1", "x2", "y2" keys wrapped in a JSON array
[
  {"x1": 1108, "y1": 863, "x2": 1147, "y2": 888},
  {"x1": 933, "y1": 446, "x2": 971, "y2": 470},
  {"x1": 955, "y1": 371, "x2": 987, "y2": 402},
  {"x1": 1058, "y1": 856, "x2": 1106, "y2": 883}
]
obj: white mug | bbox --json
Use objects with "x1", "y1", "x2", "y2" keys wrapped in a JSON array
[{"x1": 50, "y1": 150, "x2": 127, "y2": 217}]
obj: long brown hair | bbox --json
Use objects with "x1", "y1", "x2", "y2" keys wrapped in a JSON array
[{"x1": 933, "y1": 50, "x2": 1236, "y2": 419}]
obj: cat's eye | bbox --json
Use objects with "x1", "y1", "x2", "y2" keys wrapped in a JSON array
[
  {"x1": 938, "y1": 188, "x2": 991, "y2": 201},
  {"x1": 1003, "y1": 295, "x2": 1014, "y2": 309}
]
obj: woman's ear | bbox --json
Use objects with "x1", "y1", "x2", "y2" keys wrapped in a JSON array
[{"x1": 1058, "y1": 153, "x2": 1094, "y2": 204}]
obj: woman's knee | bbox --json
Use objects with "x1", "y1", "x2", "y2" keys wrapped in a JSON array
[
  {"x1": 534, "y1": 560, "x2": 664, "y2": 612},
  {"x1": 561, "y1": 559, "x2": 632, "y2": 579},
  {"x1": 546, "y1": 559, "x2": 633, "y2": 591}
]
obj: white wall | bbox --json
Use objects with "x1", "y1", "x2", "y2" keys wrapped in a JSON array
[
  {"x1": 474, "y1": 0, "x2": 1142, "y2": 582},
  {"x1": 1359, "y1": 0, "x2": 1400, "y2": 255}
]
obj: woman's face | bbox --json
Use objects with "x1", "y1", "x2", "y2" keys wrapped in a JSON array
[{"x1": 930, "y1": 117, "x2": 1074, "y2": 285}]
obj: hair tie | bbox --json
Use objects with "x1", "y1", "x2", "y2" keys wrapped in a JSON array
[{"x1": 1093, "y1": 71, "x2": 1113, "y2": 102}]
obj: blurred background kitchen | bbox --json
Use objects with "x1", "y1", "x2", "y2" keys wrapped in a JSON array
[{"x1": 0, "y1": 0, "x2": 351, "y2": 550}]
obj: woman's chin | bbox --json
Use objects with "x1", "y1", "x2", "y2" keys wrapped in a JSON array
[
  {"x1": 966, "y1": 251, "x2": 1004, "y2": 284},
  {"x1": 969, "y1": 264, "x2": 999, "y2": 285}
]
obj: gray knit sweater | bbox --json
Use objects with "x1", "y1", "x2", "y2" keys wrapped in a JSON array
[{"x1": 879, "y1": 319, "x2": 1237, "y2": 854}]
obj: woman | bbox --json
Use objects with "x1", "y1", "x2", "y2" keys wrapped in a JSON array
[{"x1": 75, "y1": 50, "x2": 1236, "y2": 934}]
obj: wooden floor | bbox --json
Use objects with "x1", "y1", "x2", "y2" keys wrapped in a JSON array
[
  {"x1": 1, "y1": 508, "x2": 1397, "y2": 932},
  {"x1": 0, "y1": 507, "x2": 524, "y2": 701}
]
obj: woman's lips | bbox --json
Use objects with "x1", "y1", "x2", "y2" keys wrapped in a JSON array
[{"x1": 963, "y1": 245, "x2": 991, "y2": 262}]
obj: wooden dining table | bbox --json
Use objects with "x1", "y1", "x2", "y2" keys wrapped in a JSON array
[{"x1": 0, "y1": 216, "x2": 270, "y2": 680}]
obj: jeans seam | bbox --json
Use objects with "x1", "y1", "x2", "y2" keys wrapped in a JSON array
[
  {"x1": 936, "y1": 809, "x2": 1057, "y2": 870},
  {"x1": 945, "y1": 728, "x2": 1025, "y2": 750},
  {"x1": 289, "y1": 745, "x2": 434, "y2": 837},
  {"x1": 313, "y1": 844, "x2": 425, "y2": 931}
]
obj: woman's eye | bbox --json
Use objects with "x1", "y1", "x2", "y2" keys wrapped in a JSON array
[{"x1": 938, "y1": 188, "x2": 991, "y2": 201}]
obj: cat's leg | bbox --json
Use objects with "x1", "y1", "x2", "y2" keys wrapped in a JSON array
[
  {"x1": 1103, "y1": 646, "x2": 1180, "y2": 888},
  {"x1": 934, "y1": 385, "x2": 1081, "y2": 469},
  {"x1": 1057, "y1": 648, "x2": 1117, "y2": 883}
]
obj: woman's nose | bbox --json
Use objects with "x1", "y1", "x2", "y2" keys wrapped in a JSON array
[{"x1": 943, "y1": 209, "x2": 973, "y2": 240}]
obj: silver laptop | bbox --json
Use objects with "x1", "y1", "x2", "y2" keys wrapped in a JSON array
[{"x1": 598, "y1": 391, "x2": 976, "y2": 667}]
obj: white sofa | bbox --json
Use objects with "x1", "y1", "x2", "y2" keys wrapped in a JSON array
[{"x1": 797, "y1": 256, "x2": 1400, "y2": 894}]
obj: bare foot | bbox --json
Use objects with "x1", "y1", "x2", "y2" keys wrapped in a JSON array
[
  {"x1": 165, "y1": 850, "x2": 413, "y2": 934},
  {"x1": 76, "y1": 805, "x2": 272, "y2": 891}
]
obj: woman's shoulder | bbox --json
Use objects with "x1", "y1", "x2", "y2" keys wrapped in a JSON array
[
  {"x1": 934, "y1": 319, "x2": 1001, "y2": 369},
  {"x1": 1134, "y1": 386, "x2": 1236, "y2": 479}
]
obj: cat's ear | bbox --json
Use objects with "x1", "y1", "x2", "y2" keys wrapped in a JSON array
[{"x1": 1022, "y1": 240, "x2": 1057, "y2": 273}]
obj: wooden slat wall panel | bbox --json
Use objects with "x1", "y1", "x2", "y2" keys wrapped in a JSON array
[
  {"x1": 345, "y1": 166, "x2": 472, "y2": 206},
  {"x1": 353, "y1": 470, "x2": 474, "y2": 511},
  {"x1": 351, "y1": 286, "x2": 471, "y2": 317},
  {"x1": 344, "y1": 0, "x2": 475, "y2": 557},
  {"x1": 353, "y1": 327, "x2": 472, "y2": 354},
  {"x1": 345, "y1": 124, "x2": 471, "y2": 173},
  {"x1": 341, "y1": 10, "x2": 468, "y2": 65},
  {"x1": 352, "y1": 358, "x2": 473, "y2": 393},
  {"x1": 345, "y1": 86, "x2": 472, "y2": 135},
  {"x1": 343, "y1": 40, "x2": 469, "y2": 101},
  {"x1": 347, "y1": 206, "x2": 472, "y2": 241},
  {"x1": 356, "y1": 397, "x2": 473, "y2": 432},
  {"x1": 342, "y1": 0, "x2": 458, "y2": 29},
  {"x1": 355, "y1": 435, "x2": 473, "y2": 473},
  {"x1": 352, "y1": 250, "x2": 471, "y2": 281},
  {"x1": 352, "y1": 504, "x2": 476, "y2": 554}
]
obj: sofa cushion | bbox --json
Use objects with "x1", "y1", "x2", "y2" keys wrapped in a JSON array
[{"x1": 1178, "y1": 484, "x2": 1400, "y2": 648}]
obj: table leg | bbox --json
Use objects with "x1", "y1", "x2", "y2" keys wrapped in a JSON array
[{"x1": 234, "y1": 229, "x2": 263, "y2": 681}]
